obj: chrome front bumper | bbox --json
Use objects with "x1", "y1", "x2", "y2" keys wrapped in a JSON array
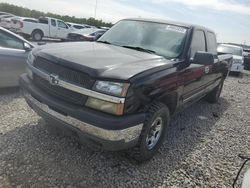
[{"x1": 23, "y1": 92, "x2": 143, "y2": 143}]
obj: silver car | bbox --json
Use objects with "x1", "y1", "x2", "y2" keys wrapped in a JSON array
[{"x1": 0, "y1": 26, "x2": 33, "y2": 87}]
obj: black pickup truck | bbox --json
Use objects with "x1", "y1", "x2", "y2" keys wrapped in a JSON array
[{"x1": 20, "y1": 18, "x2": 232, "y2": 161}]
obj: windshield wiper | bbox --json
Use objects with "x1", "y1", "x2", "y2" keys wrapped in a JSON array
[
  {"x1": 121, "y1": 45, "x2": 156, "y2": 54},
  {"x1": 97, "y1": 40, "x2": 111, "y2": 44}
]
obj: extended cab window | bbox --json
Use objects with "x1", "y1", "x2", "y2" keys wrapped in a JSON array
[
  {"x1": 207, "y1": 32, "x2": 217, "y2": 55},
  {"x1": 0, "y1": 30, "x2": 24, "y2": 50},
  {"x1": 190, "y1": 30, "x2": 206, "y2": 58},
  {"x1": 51, "y1": 19, "x2": 56, "y2": 27},
  {"x1": 58, "y1": 20, "x2": 67, "y2": 29}
]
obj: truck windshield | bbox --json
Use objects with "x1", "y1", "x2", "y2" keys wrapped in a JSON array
[
  {"x1": 217, "y1": 45, "x2": 243, "y2": 56},
  {"x1": 98, "y1": 20, "x2": 187, "y2": 59}
]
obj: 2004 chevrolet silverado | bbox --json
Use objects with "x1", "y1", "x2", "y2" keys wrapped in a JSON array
[{"x1": 20, "y1": 18, "x2": 232, "y2": 161}]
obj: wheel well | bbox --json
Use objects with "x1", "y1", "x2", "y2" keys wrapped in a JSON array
[
  {"x1": 158, "y1": 93, "x2": 178, "y2": 115},
  {"x1": 32, "y1": 29, "x2": 44, "y2": 37}
]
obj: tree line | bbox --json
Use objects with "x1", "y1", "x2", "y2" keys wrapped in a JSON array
[{"x1": 0, "y1": 3, "x2": 113, "y2": 27}]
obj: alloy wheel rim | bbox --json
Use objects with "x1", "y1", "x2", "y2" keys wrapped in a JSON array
[{"x1": 146, "y1": 117, "x2": 163, "y2": 150}]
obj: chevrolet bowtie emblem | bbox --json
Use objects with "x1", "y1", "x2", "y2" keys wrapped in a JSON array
[{"x1": 49, "y1": 74, "x2": 59, "y2": 85}]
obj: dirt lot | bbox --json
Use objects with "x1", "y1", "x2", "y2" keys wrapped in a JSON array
[{"x1": 0, "y1": 73, "x2": 250, "y2": 188}]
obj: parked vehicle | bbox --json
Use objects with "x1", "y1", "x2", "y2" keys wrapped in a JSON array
[
  {"x1": 218, "y1": 44, "x2": 244, "y2": 75},
  {"x1": 66, "y1": 22, "x2": 89, "y2": 30},
  {"x1": 243, "y1": 49, "x2": 250, "y2": 70},
  {"x1": 0, "y1": 26, "x2": 34, "y2": 88},
  {"x1": 0, "y1": 11, "x2": 12, "y2": 16},
  {"x1": 67, "y1": 28, "x2": 107, "y2": 41},
  {"x1": 17, "y1": 17, "x2": 73, "y2": 41},
  {"x1": 10, "y1": 17, "x2": 38, "y2": 33},
  {"x1": 0, "y1": 15, "x2": 18, "y2": 29},
  {"x1": 0, "y1": 14, "x2": 15, "y2": 26},
  {"x1": 20, "y1": 18, "x2": 232, "y2": 161}
]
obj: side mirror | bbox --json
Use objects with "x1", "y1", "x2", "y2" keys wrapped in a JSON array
[
  {"x1": 193, "y1": 51, "x2": 214, "y2": 65},
  {"x1": 24, "y1": 42, "x2": 32, "y2": 51}
]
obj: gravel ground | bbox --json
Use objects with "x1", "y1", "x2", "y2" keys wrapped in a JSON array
[{"x1": 0, "y1": 74, "x2": 250, "y2": 188}]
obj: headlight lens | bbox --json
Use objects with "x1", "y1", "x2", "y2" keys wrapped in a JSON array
[
  {"x1": 27, "y1": 52, "x2": 35, "y2": 65},
  {"x1": 93, "y1": 81, "x2": 129, "y2": 97},
  {"x1": 86, "y1": 97, "x2": 124, "y2": 115}
]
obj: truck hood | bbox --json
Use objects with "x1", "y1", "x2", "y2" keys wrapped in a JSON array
[{"x1": 33, "y1": 42, "x2": 175, "y2": 80}]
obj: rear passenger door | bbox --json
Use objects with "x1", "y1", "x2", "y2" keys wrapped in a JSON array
[
  {"x1": 180, "y1": 29, "x2": 209, "y2": 104},
  {"x1": 49, "y1": 19, "x2": 57, "y2": 38},
  {"x1": 206, "y1": 31, "x2": 224, "y2": 81}
]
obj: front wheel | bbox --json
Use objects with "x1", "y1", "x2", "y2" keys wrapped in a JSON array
[{"x1": 127, "y1": 102, "x2": 170, "y2": 162}]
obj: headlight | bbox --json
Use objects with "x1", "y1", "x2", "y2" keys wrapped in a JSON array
[
  {"x1": 27, "y1": 52, "x2": 35, "y2": 65},
  {"x1": 86, "y1": 97, "x2": 124, "y2": 115},
  {"x1": 93, "y1": 81, "x2": 129, "y2": 97}
]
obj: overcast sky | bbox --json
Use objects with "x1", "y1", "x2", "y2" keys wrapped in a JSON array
[{"x1": 1, "y1": 0, "x2": 250, "y2": 44}]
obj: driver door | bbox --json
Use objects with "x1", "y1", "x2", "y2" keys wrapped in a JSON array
[{"x1": 56, "y1": 20, "x2": 70, "y2": 39}]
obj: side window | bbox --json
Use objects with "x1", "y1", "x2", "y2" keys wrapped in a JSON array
[
  {"x1": 190, "y1": 30, "x2": 206, "y2": 58},
  {"x1": 73, "y1": 25, "x2": 85, "y2": 29},
  {"x1": 51, "y1": 19, "x2": 56, "y2": 27},
  {"x1": 23, "y1": 19, "x2": 38, "y2": 23},
  {"x1": 0, "y1": 30, "x2": 24, "y2": 50},
  {"x1": 207, "y1": 32, "x2": 217, "y2": 55},
  {"x1": 58, "y1": 20, "x2": 68, "y2": 29}
]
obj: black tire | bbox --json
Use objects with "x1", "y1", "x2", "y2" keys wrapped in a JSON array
[
  {"x1": 127, "y1": 102, "x2": 170, "y2": 162},
  {"x1": 32, "y1": 30, "x2": 43, "y2": 41},
  {"x1": 205, "y1": 80, "x2": 224, "y2": 103}
]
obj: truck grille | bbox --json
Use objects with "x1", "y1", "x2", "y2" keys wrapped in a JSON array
[
  {"x1": 34, "y1": 57, "x2": 94, "y2": 88},
  {"x1": 34, "y1": 74, "x2": 87, "y2": 105},
  {"x1": 33, "y1": 57, "x2": 94, "y2": 106}
]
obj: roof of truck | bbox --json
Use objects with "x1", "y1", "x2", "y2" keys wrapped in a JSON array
[{"x1": 123, "y1": 18, "x2": 215, "y2": 33}]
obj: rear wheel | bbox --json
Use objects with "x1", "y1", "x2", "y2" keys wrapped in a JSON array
[
  {"x1": 32, "y1": 30, "x2": 43, "y2": 41},
  {"x1": 205, "y1": 79, "x2": 224, "y2": 103},
  {"x1": 127, "y1": 102, "x2": 170, "y2": 162}
]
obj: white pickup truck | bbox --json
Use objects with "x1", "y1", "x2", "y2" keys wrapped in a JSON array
[{"x1": 16, "y1": 17, "x2": 73, "y2": 41}]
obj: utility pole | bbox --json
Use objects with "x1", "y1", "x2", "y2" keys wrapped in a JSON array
[{"x1": 94, "y1": 0, "x2": 98, "y2": 19}]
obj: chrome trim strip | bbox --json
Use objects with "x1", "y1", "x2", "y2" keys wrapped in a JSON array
[
  {"x1": 24, "y1": 93, "x2": 142, "y2": 143},
  {"x1": 28, "y1": 63, "x2": 125, "y2": 104}
]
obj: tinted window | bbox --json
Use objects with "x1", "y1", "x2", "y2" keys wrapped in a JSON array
[
  {"x1": 99, "y1": 20, "x2": 187, "y2": 59},
  {"x1": 0, "y1": 30, "x2": 23, "y2": 50},
  {"x1": 39, "y1": 18, "x2": 48, "y2": 24},
  {"x1": 51, "y1": 19, "x2": 56, "y2": 27},
  {"x1": 58, "y1": 20, "x2": 67, "y2": 28},
  {"x1": 24, "y1": 19, "x2": 38, "y2": 23},
  {"x1": 207, "y1": 32, "x2": 217, "y2": 54},
  {"x1": 190, "y1": 30, "x2": 206, "y2": 58},
  {"x1": 73, "y1": 25, "x2": 85, "y2": 29}
]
